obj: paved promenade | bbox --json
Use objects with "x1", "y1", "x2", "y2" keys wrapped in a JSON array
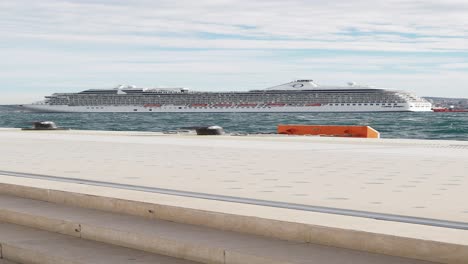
[
  {"x1": 1, "y1": 128, "x2": 468, "y2": 263},
  {"x1": 0, "y1": 128, "x2": 467, "y2": 223}
]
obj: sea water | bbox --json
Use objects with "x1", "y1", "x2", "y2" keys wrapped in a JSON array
[{"x1": 0, "y1": 110, "x2": 467, "y2": 141}]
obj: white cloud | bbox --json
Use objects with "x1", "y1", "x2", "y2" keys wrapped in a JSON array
[
  {"x1": 439, "y1": 63, "x2": 468, "y2": 69},
  {"x1": 1, "y1": 0, "x2": 468, "y2": 103},
  {"x1": 2, "y1": 0, "x2": 468, "y2": 51}
]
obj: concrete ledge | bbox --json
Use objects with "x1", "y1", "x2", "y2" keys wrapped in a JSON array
[
  {"x1": 0, "y1": 194, "x2": 433, "y2": 264},
  {"x1": 0, "y1": 222, "x2": 200, "y2": 264},
  {"x1": 0, "y1": 178, "x2": 466, "y2": 263},
  {"x1": 0, "y1": 209, "x2": 80, "y2": 238},
  {"x1": 0, "y1": 259, "x2": 19, "y2": 264}
]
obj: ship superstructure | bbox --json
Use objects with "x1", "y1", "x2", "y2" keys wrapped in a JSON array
[{"x1": 21, "y1": 80, "x2": 432, "y2": 112}]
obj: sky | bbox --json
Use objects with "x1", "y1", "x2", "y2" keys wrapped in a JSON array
[{"x1": 1, "y1": 0, "x2": 468, "y2": 104}]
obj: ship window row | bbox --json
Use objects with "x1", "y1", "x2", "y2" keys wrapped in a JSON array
[
  {"x1": 71, "y1": 97, "x2": 404, "y2": 101},
  {"x1": 71, "y1": 100, "x2": 404, "y2": 104},
  {"x1": 55, "y1": 99, "x2": 405, "y2": 104},
  {"x1": 67, "y1": 92, "x2": 401, "y2": 99},
  {"x1": 62, "y1": 90, "x2": 410, "y2": 97},
  {"x1": 327, "y1": 103, "x2": 398, "y2": 106},
  {"x1": 53, "y1": 93, "x2": 408, "y2": 106},
  {"x1": 63, "y1": 102, "x2": 406, "y2": 106},
  {"x1": 67, "y1": 98, "x2": 405, "y2": 102},
  {"x1": 65, "y1": 100, "x2": 405, "y2": 105},
  {"x1": 70, "y1": 93, "x2": 398, "y2": 97},
  {"x1": 66, "y1": 97, "x2": 405, "y2": 102},
  {"x1": 65, "y1": 95, "x2": 403, "y2": 101}
]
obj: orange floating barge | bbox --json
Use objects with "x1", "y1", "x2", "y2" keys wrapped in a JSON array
[{"x1": 278, "y1": 124, "x2": 380, "y2": 138}]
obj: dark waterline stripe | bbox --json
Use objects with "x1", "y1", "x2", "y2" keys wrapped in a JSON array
[{"x1": 1, "y1": 169, "x2": 467, "y2": 230}]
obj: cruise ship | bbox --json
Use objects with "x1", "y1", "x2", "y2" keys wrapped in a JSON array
[{"x1": 20, "y1": 80, "x2": 432, "y2": 113}]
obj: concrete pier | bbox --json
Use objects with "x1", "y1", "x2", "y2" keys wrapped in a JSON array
[{"x1": 0, "y1": 128, "x2": 467, "y2": 263}]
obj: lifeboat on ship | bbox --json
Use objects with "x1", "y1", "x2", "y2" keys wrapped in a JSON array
[
  {"x1": 143, "y1": 104, "x2": 161, "y2": 108},
  {"x1": 191, "y1": 104, "x2": 208, "y2": 107},
  {"x1": 237, "y1": 103, "x2": 257, "y2": 107},
  {"x1": 266, "y1": 103, "x2": 286, "y2": 107},
  {"x1": 213, "y1": 103, "x2": 233, "y2": 107}
]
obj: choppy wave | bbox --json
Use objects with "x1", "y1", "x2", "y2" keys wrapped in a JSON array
[{"x1": 0, "y1": 111, "x2": 467, "y2": 141}]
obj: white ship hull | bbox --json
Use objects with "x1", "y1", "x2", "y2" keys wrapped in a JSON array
[
  {"x1": 20, "y1": 80, "x2": 433, "y2": 113},
  {"x1": 21, "y1": 103, "x2": 433, "y2": 113}
]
